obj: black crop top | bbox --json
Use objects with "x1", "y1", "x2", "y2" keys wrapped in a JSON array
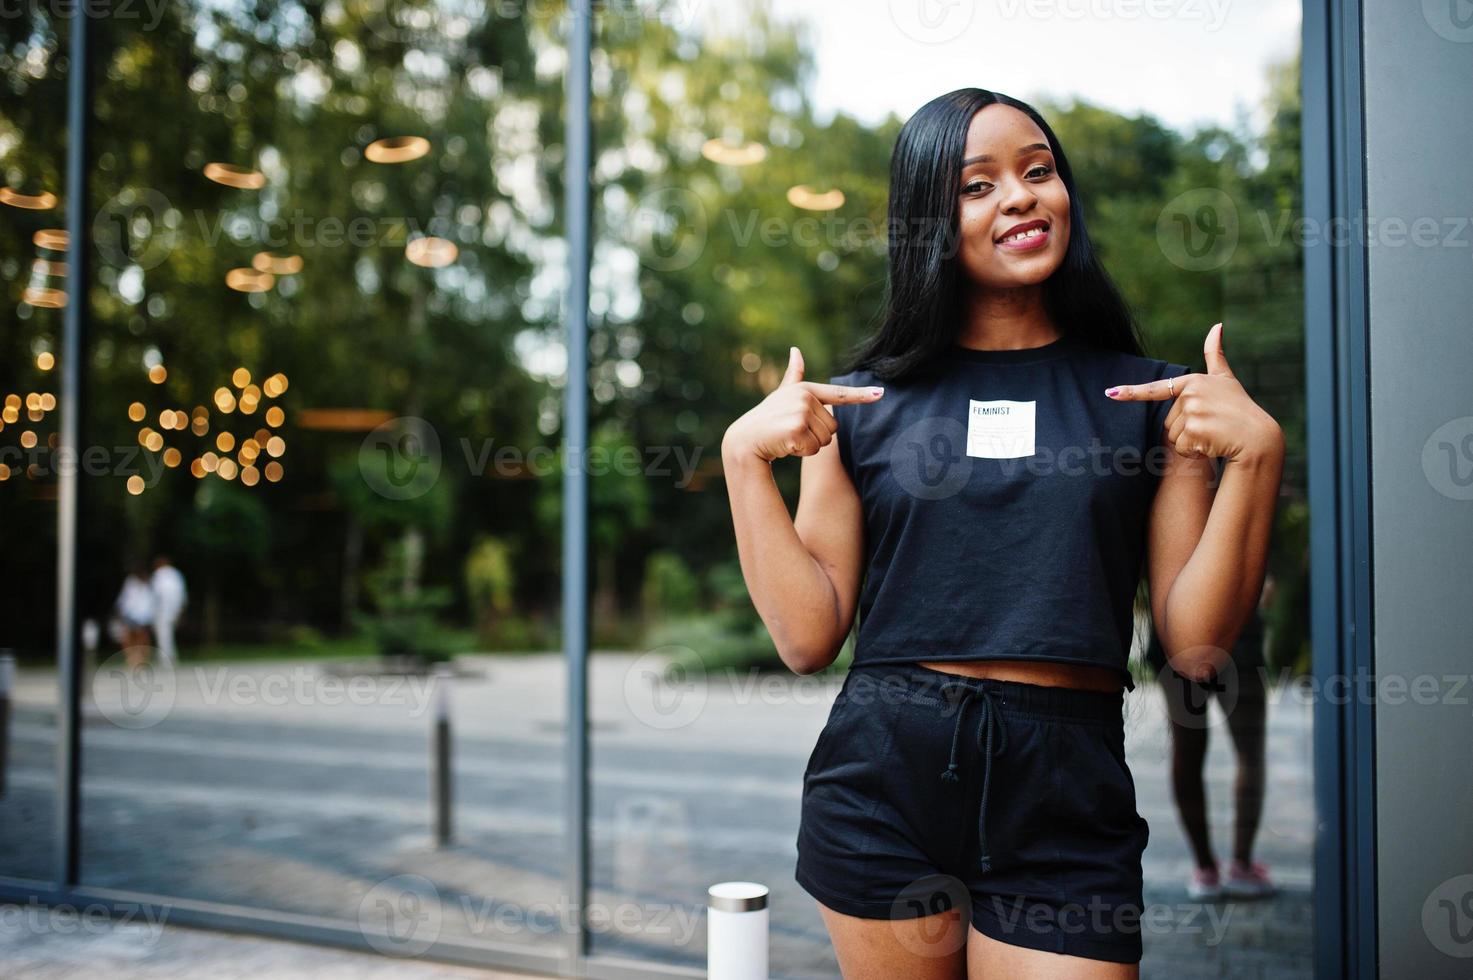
[{"x1": 830, "y1": 332, "x2": 1192, "y2": 691}]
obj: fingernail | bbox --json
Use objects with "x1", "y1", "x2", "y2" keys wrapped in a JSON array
[
  {"x1": 1104, "y1": 387, "x2": 1120, "y2": 397},
  {"x1": 870, "y1": 387, "x2": 885, "y2": 397}
]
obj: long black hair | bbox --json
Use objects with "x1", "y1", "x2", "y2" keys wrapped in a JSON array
[{"x1": 838, "y1": 88, "x2": 1148, "y2": 381}]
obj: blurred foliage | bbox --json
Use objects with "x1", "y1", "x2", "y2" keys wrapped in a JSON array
[
  {"x1": 641, "y1": 549, "x2": 698, "y2": 620},
  {"x1": 464, "y1": 533, "x2": 515, "y2": 638},
  {"x1": 351, "y1": 538, "x2": 461, "y2": 665}
]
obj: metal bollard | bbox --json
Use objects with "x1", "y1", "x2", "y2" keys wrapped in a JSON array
[
  {"x1": 707, "y1": 881, "x2": 769, "y2": 980},
  {"x1": 0, "y1": 651, "x2": 12, "y2": 799},
  {"x1": 81, "y1": 618, "x2": 99, "y2": 680},
  {"x1": 432, "y1": 662, "x2": 453, "y2": 847}
]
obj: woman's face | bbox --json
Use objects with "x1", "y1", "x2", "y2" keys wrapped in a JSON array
[{"x1": 955, "y1": 105, "x2": 1071, "y2": 290}]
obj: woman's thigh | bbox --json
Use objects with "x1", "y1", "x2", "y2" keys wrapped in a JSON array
[
  {"x1": 816, "y1": 899, "x2": 968, "y2": 980},
  {"x1": 967, "y1": 924, "x2": 1139, "y2": 979}
]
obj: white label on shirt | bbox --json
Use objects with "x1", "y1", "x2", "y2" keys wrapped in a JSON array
[{"x1": 966, "y1": 399, "x2": 1036, "y2": 459}]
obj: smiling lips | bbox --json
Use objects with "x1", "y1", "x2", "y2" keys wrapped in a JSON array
[{"x1": 995, "y1": 219, "x2": 1050, "y2": 251}]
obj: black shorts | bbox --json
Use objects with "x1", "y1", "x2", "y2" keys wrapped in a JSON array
[{"x1": 795, "y1": 662, "x2": 1149, "y2": 964}]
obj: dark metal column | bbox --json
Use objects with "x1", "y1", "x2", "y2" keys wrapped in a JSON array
[
  {"x1": 55, "y1": 6, "x2": 92, "y2": 887},
  {"x1": 561, "y1": 0, "x2": 593, "y2": 969},
  {"x1": 1303, "y1": 0, "x2": 1375, "y2": 976}
]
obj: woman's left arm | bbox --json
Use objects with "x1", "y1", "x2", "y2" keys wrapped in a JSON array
[{"x1": 1106, "y1": 322, "x2": 1286, "y2": 682}]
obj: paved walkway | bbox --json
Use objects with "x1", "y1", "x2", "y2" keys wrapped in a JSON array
[
  {"x1": 0, "y1": 650, "x2": 1315, "y2": 978},
  {"x1": 0, "y1": 909, "x2": 553, "y2": 979}
]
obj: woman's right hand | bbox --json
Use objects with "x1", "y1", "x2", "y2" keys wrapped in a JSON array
[{"x1": 721, "y1": 346, "x2": 885, "y2": 463}]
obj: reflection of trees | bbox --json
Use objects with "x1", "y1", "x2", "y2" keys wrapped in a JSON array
[{"x1": 0, "y1": 8, "x2": 1307, "y2": 666}]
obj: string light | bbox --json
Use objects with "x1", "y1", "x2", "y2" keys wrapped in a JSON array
[
  {"x1": 364, "y1": 136, "x2": 431, "y2": 164},
  {"x1": 203, "y1": 163, "x2": 265, "y2": 189}
]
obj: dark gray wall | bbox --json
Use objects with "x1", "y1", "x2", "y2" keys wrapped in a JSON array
[{"x1": 1364, "y1": 3, "x2": 1473, "y2": 974}]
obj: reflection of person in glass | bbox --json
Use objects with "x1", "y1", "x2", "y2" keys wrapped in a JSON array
[
  {"x1": 1147, "y1": 577, "x2": 1277, "y2": 901},
  {"x1": 150, "y1": 554, "x2": 188, "y2": 669},
  {"x1": 111, "y1": 561, "x2": 156, "y2": 667},
  {"x1": 722, "y1": 88, "x2": 1285, "y2": 976}
]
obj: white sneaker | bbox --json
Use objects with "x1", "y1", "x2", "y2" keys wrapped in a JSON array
[
  {"x1": 1223, "y1": 859, "x2": 1278, "y2": 899},
  {"x1": 1186, "y1": 865, "x2": 1222, "y2": 901}
]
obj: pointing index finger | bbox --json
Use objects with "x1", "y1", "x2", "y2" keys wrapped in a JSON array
[
  {"x1": 805, "y1": 382, "x2": 885, "y2": 404},
  {"x1": 1103, "y1": 378, "x2": 1180, "y2": 401}
]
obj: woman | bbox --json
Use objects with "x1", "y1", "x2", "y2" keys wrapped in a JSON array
[
  {"x1": 112, "y1": 561, "x2": 157, "y2": 667},
  {"x1": 721, "y1": 88, "x2": 1283, "y2": 978},
  {"x1": 1146, "y1": 587, "x2": 1276, "y2": 901}
]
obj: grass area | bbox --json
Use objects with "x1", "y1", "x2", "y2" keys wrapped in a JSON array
[
  {"x1": 181, "y1": 629, "x2": 565, "y2": 664},
  {"x1": 183, "y1": 635, "x2": 380, "y2": 663}
]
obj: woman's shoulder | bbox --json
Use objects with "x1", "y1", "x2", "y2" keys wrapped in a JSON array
[
  {"x1": 1072, "y1": 339, "x2": 1191, "y2": 381},
  {"x1": 828, "y1": 367, "x2": 878, "y2": 388}
]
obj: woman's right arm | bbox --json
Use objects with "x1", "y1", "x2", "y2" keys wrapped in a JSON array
[{"x1": 720, "y1": 347, "x2": 885, "y2": 674}]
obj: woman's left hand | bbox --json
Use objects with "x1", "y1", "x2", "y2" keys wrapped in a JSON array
[{"x1": 1103, "y1": 322, "x2": 1285, "y2": 463}]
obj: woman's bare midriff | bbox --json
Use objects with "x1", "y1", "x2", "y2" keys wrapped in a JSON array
[{"x1": 916, "y1": 659, "x2": 1122, "y2": 693}]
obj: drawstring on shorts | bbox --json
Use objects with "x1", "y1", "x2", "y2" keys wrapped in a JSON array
[{"x1": 937, "y1": 681, "x2": 1010, "y2": 875}]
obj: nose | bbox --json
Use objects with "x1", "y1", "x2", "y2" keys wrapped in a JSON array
[
  {"x1": 998, "y1": 174, "x2": 1037, "y2": 215},
  {"x1": 995, "y1": 170, "x2": 1042, "y2": 216}
]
